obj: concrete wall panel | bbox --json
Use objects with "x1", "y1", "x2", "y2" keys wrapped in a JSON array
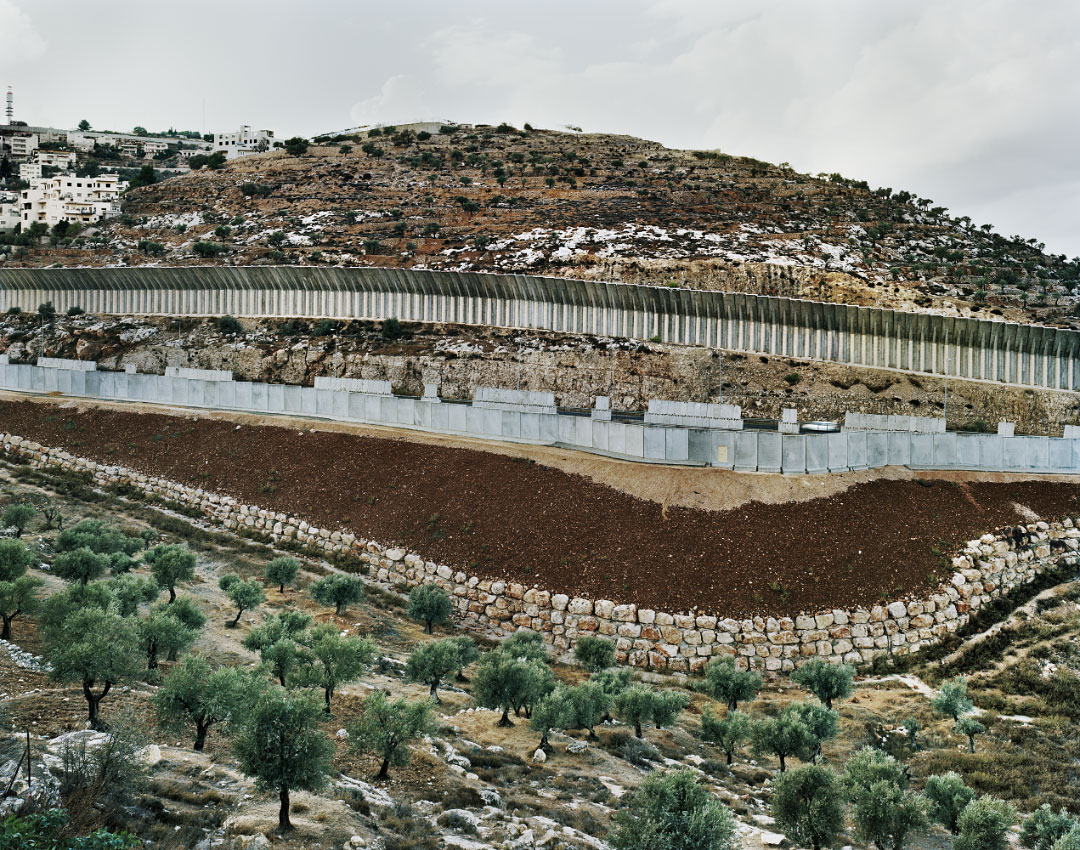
[
  {"x1": 782, "y1": 435, "x2": 806, "y2": 474},
  {"x1": 758, "y1": 432, "x2": 782, "y2": 473},
  {"x1": 3, "y1": 266, "x2": 1076, "y2": 392}
]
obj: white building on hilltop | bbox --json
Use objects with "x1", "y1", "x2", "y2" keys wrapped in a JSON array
[
  {"x1": 0, "y1": 202, "x2": 20, "y2": 232},
  {"x1": 213, "y1": 125, "x2": 275, "y2": 159},
  {"x1": 19, "y1": 173, "x2": 127, "y2": 228},
  {"x1": 2, "y1": 132, "x2": 38, "y2": 159},
  {"x1": 18, "y1": 161, "x2": 41, "y2": 181},
  {"x1": 34, "y1": 149, "x2": 77, "y2": 169}
]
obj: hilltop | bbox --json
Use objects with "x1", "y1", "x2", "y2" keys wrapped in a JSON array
[{"x1": 7, "y1": 123, "x2": 1079, "y2": 327}]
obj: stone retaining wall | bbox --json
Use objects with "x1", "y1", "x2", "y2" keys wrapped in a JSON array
[{"x1": 2, "y1": 432, "x2": 1076, "y2": 672}]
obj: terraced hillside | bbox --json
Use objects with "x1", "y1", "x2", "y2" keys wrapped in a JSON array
[{"x1": 7, "y1": 123, "x2": 1078, "y2": 327}]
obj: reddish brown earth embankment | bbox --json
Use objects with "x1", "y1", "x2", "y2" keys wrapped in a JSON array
[{"x1": 1, "y1": 397, "x2": 1077, "y2": 617}]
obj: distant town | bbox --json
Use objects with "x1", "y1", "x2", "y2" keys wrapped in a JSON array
[{"x1": 0, "y1": 87, "x2": 276, "y2": 233}]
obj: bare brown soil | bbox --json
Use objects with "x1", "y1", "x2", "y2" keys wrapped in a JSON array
[{"x1": 1, "y1": 396, "x2": 1078, "y2": 618}]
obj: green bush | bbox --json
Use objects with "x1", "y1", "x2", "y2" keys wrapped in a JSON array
[
  {"x1": 381, "y1": 317, "x2": 403, "y2": 341},
  {"x1": 2, "y1": 502, "x2": 35, "y2": 536},
  {"x1": 771, "y1": 765, "x2": 846, "y2": 850},
  {"x1": 217, "y1": 314, "x2": 242, "y2": 334},
  {"x1": 193, "y1": 241, "x2": 226, "y2": 258},
  {"x1": 610, "y1": 768, "x2": 737, "y2": 850},
  {"x1": 407, "y1": 584, "x2": 453, "y2": 633}
]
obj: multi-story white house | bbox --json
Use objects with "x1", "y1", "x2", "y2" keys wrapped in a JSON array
[
  {"x1": 3, "y1": 132, "x2": 38, "y2": 159},
  {"x1": 213, "y1": 125, "x2": 275, "y2": 159},
  {"x1": 18, "y1": 160, "x2": 41, "y2": 181},
  {"x1": 19, "y1": 173, "x2": 127, "y2": 228},
  {"x1": 140, "y1": 140, "x2": 168, "y2": 158},
  {"x1": 34, "y1": 149, "x2": 76, "y2": 169},
  {"x1": 0, "y1": 202, "x2": 20, "y2": 233}
]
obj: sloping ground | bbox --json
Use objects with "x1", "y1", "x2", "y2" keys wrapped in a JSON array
[
  {"x1": 5, "y1": 312, "x2": 1080, "y2": 435},
  {"x1": 1, "y1": 397, "x2": 1078, "y2": 618},
  {"x1": 7, "y1": 125, "x2": 1078, "y2": 326}
]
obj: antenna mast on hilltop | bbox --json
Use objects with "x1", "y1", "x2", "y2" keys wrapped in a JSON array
[{"x1": 5, "y1": 87, "x2": 12, "y2": 124}]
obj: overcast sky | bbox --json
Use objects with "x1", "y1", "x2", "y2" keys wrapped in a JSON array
[{"x1": 3, "y1": 0, "x2": 1077, "y2": 256}]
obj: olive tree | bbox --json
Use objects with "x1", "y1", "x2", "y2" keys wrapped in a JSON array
[
  {"x1": 791, "y1": 660, "x2": 854, "y2": 710},
  {"x1": 45, "y1": 607, "x2": 142, "y2": 729},
  {"x1": 955, "y1": 797, "x2": 1016, "y2": 850},
  {"x1": 574, "y1": 636, "x2": 615, "y2": 673},
  {"x1": 298, "y1": 623, "x2": 375, "y2": 713},
  {"x1": 613, "y1": 684, "x2": 687, "y2": 739},
  {"x1": 852, "y1": 780, "x2": 930, "y2": 850},
  {"x1": 3, "y1": 502, "x2": 36, "y2": 536},
  {"x1": 0, "y1": 538, "x2": 40, "y2": 640},
  {"x1": 449, "y1": 635, "x2": 480, "y2": 681},
  {"x1": 771, "y1": 764, "x2": 846, "y2": 850},
  {"x1": 406, "y1": 584, "x2": 453, "y2": 633},
  {"x1": 697, "y1": 656, "x2": 762, "y2": 711},
  {"x1": 146, "y1": 543, "x2": 196, "y2": 603},
  {"x1": 1021, "y1": 805, "x2": 1077, "y2": 850},
  {"x1": 924, "y1": 772, "x2": 976, "y2": 834},
  {"x1": 842, "y1": 746, "x2": 907, "y2": 796},
  {"x1": 139, "y1": 606, "x2": 198, "y2": 670},
  {"x1": 751, "y1": 708, "x2": 813, "y2": 772},
  {"x1": 955, "y1": 716, "x2": 986, "y2": 753},
  {"x1": 531, "y1": 685, "x2": 573, "y2": 748},
  {"x1": 310, "y1": 573, "x2": 365, "y2": 616},
  {"x1": 565, "y1": 681, "x2": 613, "y2": 739},
  {"x1": 610, "y1": 768, "x2": 737, "y2": 850},
  {"x1": 57, "y1": 519, "x2": 141, "y2": 558},
  {"x1": 1052, "y1": 827, "x2": 1080, "y2": 850},
  {"x1": 154, "y1": 654, "x2": 264, "y2": 750},
  {"x1": 791, "y1": 701, "x2": 839, "y2": 762},
  {"x1": 53, "y1": 547, "x2": 110, "y2": 585},
  {"x1": 244, "y1": 611, "x2": 313, "y2": 687},
  {"x1": 472, "y1": 649, "x2": 552, "y2": 727},
  {"x1": 219, "y1": 573, "x2": 265, "y2": 627},
  {"x1": 405, "y1": 637, "x2": 463, "y2": 704},
  {"x1": 234, "y1": 687, "x2": 334, "y2": 831},
  {"x1": 347, "y1": 690, "x2": 436, "y2": 780},
  {"x1": 265, "y1": 556, "x2": 300, "y2": 593},
  {"x1": 931, "y1": 676, "x2": 973, "y2": 721},
  {"x1": 701, "y1": 707, "x2": 751, "y2": 765}
]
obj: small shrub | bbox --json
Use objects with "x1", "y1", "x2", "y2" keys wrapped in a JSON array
[
  {"x1": 217, "y1": 315, "x2": 242, "y2": 335},
  {"x1": 382, "y1": 317, "x2": 403, "y2": 341}
]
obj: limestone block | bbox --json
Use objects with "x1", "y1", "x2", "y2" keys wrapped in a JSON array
[
  {"x1": 567, "y1": 598, "x2": 593, "y2": 616},
  {"x1": 637, "y1": 608, "x2": 656, "y2": 624},
  {"x1": 612, "y1": 604, "x2": 637, "y2": 622},
  {"x1": 593, "y1": 600, "x2": 615, "y2": 619},
  {"x1": 617, "y1": 623, "x2": 641, "y2": 639}
]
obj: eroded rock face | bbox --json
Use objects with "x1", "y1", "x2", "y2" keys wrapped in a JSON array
[{"x1": 4, "y1": 311, "x2": 1077, "y2": 433}]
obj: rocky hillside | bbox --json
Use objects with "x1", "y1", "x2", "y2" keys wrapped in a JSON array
[
  {"x1": 6, "y1": 123, "x2": 1079, "y2": 327},
  {"x1": 4, "y1": 312, "x2": 1080, "y2": 435}
]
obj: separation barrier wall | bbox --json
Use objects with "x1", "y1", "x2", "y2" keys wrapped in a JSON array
[
  {"x1": 2, "y1": 358, "x2": 1080, "y2": 475},
  {"x1": 2, "y1": 266, "x2": 1079, "y2": 391}
]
